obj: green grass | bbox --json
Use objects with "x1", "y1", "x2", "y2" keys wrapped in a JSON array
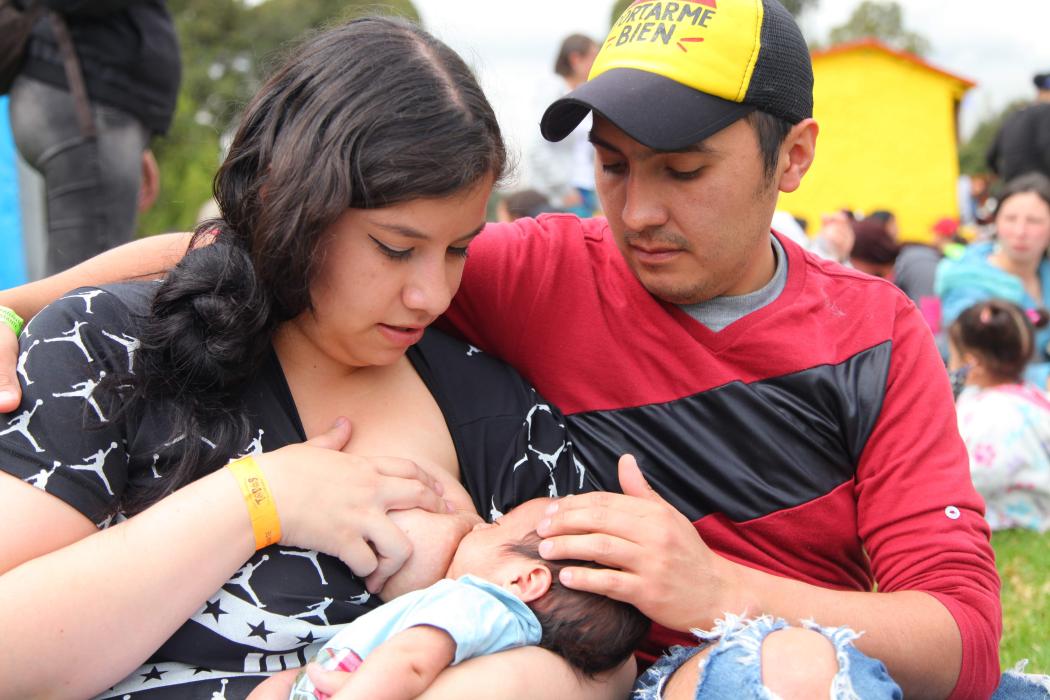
[{"x1": 993, "y1": 529, "x2": 1049, "y2": 674}]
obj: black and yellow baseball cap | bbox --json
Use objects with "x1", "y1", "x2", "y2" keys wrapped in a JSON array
[{"x1": 541, "y1": 0, "x2": 813, "y2": 151}]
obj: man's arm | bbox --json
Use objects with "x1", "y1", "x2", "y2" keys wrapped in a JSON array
[
  {"x1": 0, "y1": 233, "x2": 192, "y2": 412},
  {"x1": 536, "y1": 456, "x2": 964, "y2": 700}
]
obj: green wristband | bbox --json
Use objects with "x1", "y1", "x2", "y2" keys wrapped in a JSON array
[{"x1": 0, "y1": 306, "x2": 24, "y2": 337}]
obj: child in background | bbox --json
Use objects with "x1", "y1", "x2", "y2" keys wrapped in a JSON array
[
  {"x1": 948, "y1": 300, "x2": 1050, "y2": 532},
  {"x1": 288, "y1": 497, "x2": 650, "y2": 700}
]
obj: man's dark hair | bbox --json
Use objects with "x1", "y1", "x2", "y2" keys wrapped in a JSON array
[
  {"x1": 746, "y1": 110, "x2": 794, "y2": 182},
  {"x1": 114, "y1": 16, "x2": 507, "y2": 515},
  {"x1": 507, "y1": 532, "x2": 650, "y2": 677}
]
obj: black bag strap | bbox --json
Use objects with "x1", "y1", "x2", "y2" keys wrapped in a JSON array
[{"x1": 48, "y1": 11, "x2": 96, "y2": 140}]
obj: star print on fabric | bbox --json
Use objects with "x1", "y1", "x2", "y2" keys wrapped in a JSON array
[
  {"x1": 248, "y1": 620, "x2": 274, "y2": 641},
  {"x1": 203, "y1": 598, "x2": 227, "y2": 622},
  {"x1": 192, "y1": 666, "x2": 212, "y2": 675},
  {"x1": 141, "y1": 666, "x2": 166, "y2": 682},
  {"x1": 296, "y1": 631, "x2": 317, "y2": 645}
]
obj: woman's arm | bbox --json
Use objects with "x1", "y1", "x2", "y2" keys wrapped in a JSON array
[
  {"x1": 0, "y1": 233, "x2": 192, "y2": 320},
  {"x1": 305, "y1": 647, "x2": 636, "y2": 700},
  {"x1": 0, "y1": 423, "x2": 452, "y2": 698},
  {"x1": 420, "y1": 648, "x2": 636, "y2": 700},
  {"x1": 0, "y1": 233, "x2": 193, "y2": 412},
  {"x1": 0, "y1": 467, "x2": 257, "y2": 697}
]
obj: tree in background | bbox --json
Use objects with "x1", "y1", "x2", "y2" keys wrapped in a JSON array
[
  {"x1": 825, "y1": 0, "x2": 929, "y2": 56},
  {"x1": 140, "y1": 0, "x2": 419, "y2": 237},
  {"x1": 609, "y1": 0, "x2": 820, "y2": 28}
]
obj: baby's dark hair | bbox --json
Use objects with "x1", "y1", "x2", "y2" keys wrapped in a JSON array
[
  {"x1": 506, "y1": 532, "x2": 650, "y2": 677},
  {"x1": 949, "y1": 300, "x2": 1050, "y2": 383}
]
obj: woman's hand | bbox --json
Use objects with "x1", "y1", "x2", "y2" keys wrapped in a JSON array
[{"x1": 258, "y1": 418, "x2": 454, "y2": 593}]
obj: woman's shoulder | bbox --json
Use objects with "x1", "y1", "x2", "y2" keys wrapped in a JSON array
[
  {"x1": 410, "y1": 327, "x2": 560, "y2": 426},
  {"x1": 412, "y1": 327, "x2": 530, "y2": 398}
]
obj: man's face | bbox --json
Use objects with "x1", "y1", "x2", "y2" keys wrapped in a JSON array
[
  {"x1": 446, "y1": 497, "x2": 553, "y2": 580},
  {"x1": 591, "y1": 116, "x2": 782, "y2": 304}
]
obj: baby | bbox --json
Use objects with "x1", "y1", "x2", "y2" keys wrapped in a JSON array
[{"x1": 288, "y1": 497, "x2": 650, "y2": 699}]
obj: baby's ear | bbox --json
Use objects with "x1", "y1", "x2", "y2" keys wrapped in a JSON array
[{"x1": 509, "y1": 563, "x2": 553, "y2": 603}]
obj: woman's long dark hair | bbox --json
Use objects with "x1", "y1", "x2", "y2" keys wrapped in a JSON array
[{"x1": 119, "y1": 16, "x2": 507, "y2": 515}]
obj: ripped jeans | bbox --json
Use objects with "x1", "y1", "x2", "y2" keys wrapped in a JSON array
[
  {"x1": 633, "y1": 614, "x2": 1050, "y2": 699},
  {"x1": 633, "y1": 614, "x2": 900, "y2": 699}
]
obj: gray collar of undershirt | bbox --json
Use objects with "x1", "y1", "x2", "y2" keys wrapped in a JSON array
[{"x1": 677, "y1": 234, "x2": 787, "y2": 332}]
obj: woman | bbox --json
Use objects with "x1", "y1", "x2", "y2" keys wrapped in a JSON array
[
  {"x1": 0, "y1": 17, "x2": 618, "y2": 699},
  {"x1": 947, "y1": 300, "x2": 1050, "y2": 532},
  {"x1": 936, "y1": 172, "x2": 1050, "y2": 389}
]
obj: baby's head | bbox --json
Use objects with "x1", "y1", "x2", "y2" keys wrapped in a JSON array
[{"x1": 448, "y1": 498, "x2": 650, "y2": 677}]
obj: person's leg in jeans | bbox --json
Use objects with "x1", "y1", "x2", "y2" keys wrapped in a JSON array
[
  {"x1": 634, "y1": 614, "x2": 902, "y2": 699},
  {"x1": 9, "y1": 76, "x2": 149, "y2": 274}
]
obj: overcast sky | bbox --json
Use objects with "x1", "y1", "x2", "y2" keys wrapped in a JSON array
[{"x1": 413, "y1": 0, "x2": 1050, "y2": 188}]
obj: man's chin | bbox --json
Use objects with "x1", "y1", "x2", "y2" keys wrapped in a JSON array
[{"x1": 641, "y1": 278, "x2": 714, "y2": 306}]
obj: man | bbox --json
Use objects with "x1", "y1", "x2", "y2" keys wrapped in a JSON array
[
  {"x1": 444, "y1": 2, "x2": 998, "y2": 697},
  {"x1": 986, "y1": 71, "x2": 1050, "y2": 182},
  {"x1": 0, "y1": 0, "x2": 1005, "y2": 698}
]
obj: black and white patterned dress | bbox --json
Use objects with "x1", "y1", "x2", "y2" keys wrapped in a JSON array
[{"x1": 1, "y1": 282, "x2": 596, "y2": 699}]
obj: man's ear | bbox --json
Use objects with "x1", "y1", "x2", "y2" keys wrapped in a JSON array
[
  {"x1": 507, "y1": 564, "x2": 553, "y2": 603},
  {"x1": 777, "y1": 118, "x2": 819, "y2": 194}
]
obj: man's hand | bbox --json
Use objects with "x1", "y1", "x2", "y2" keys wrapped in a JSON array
[
  {"x1": 536, "y1": 454, "x2": 749, "y2": 631},
  {"x1": 0, "y1": 323, "x2": 21, "y2": 412}
]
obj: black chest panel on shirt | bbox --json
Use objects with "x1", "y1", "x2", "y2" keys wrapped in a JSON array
[{"x1": 566, "y1": 341, "x2": 892, "y2": 522}]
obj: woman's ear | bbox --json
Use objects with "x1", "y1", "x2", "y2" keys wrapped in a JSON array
[{"x1": 507, "y1": 563, "x2": 553, "y2": 603}]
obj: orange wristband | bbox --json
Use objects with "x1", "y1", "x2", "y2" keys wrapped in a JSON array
[{"x1": 227, "y1": 456, "x2": 281, "y2": 550}]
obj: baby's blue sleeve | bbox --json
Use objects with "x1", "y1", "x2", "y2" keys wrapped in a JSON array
[{"x1": 318, "y1": 575, "x2": 542, "y2": 665}]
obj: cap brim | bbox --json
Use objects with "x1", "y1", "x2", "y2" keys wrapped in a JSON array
[{"x1": 541, "y1": 67, "x2": 755, "y2": 151}]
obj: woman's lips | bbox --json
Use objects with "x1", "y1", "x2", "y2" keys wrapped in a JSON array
[{"x1": 377, "y1": 323, "x2": 426, "y2": 346}]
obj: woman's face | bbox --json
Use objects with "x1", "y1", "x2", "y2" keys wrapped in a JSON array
[
  {"x1": 293, "y1": 179, "x2": 492, "y2": 369},
  {"x1": 995, "y1": 191, "x2": 1050, "y2": 267}
]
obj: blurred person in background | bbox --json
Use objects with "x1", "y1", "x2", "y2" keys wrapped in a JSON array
[
  {"x1": 7, "y1": 0, "x2": 180, "y2": 275},
  {"x1": 948, "y1": 300, "x2": 1050, "y2": 533},
  {"x1": 895, "y1": 217, "x2": 966, "y2": 307},
  {"x1": 527, "y1": 33, "x2": 599, "y2": 218},
  {"x1": 867, "y1": 209, "x2": 900, "y2": 241},
  {"x1": 936, "y1": 173, "x2": 1050, "y2": 389},
  {"x1": 987, "y1": 72, "x2": 1050, "y2": 184},
  {"x1": 495, "y1": 189, "x2": 559, "y2": 222},
  {"x1": 808, "y1": 209, "x2": 855, "y2": 264},
  {"x1": 848, "y1": 216, "x2": 900, "y2": 280}
]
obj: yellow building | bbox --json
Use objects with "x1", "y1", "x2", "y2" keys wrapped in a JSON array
[{"x1": 778, "y1": 39, "x2": 975, "y2": 243}]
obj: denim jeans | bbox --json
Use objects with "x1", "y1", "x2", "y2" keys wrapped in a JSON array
[
  {"x1": 9, "y1": 75, "x2": 149, "y2": 274},
  {"x1": 633, "y1": 614, "x2": 1050, "y2": 699},
  {"x1": 633, "y1": 614, "x2": 900, "y2": 699}
]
